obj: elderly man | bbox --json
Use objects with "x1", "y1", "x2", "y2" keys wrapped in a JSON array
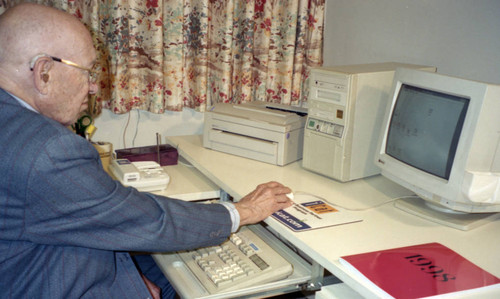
[{"x1": 0, "y1": 3, "x2": 292, "y2": 298}]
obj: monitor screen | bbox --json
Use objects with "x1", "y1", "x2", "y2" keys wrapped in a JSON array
[{"x1": 386, "y1": 84, "x2": 469, "y2": 180}]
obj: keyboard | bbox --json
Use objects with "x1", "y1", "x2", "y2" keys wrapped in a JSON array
[{"x1": 177, "y1": 226, "x2": 294, "y2": 294}]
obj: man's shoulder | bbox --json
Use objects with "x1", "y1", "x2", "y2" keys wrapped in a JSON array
[{"x1": 0, "y1": 89, "x2": 81, "y2": 152}]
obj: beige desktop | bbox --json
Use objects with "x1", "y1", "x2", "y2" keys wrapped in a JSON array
[{"x1": 154, "y1": 135, "x2": 500, "y2": 299}]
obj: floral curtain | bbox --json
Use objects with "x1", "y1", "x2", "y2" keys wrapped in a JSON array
[{"x1": 0, "y1": 0, "x2": 325, "y2": 115}]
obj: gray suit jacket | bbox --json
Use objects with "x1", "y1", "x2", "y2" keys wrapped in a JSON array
[{"x1": 0, "y1": 89, "x2": 232, "y2": 298}]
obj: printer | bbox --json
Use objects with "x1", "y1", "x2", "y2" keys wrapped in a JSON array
[{"x1": 203, "y1": 102, "x2": 307, "y2": 166}]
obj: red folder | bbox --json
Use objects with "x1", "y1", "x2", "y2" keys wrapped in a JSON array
[{"x1": 339, "y1": 243, "x2": 500, "y2": 298}]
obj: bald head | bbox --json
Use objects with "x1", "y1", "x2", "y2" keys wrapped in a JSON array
[
  {"x1": 0, "y1": 3, "x2": 98, "y2": 126},
  {"x1": 0, "y1": 3, "x2": 93, "y2": 71}
]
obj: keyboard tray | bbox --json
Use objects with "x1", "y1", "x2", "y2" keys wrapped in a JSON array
[{"x1": 153, "y1": 224, "x2": 313, "y2": 299}]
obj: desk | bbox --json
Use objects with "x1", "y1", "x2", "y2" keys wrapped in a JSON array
[
  {"x1": 154, "y1": 162, "x2": 220, "y2": 201},
  {"x1": 164, "y1": 135, "x2": 500, "y2": 298}
]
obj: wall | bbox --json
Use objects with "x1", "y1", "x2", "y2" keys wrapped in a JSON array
[
  {"x1": 93, "y1": 0, "x2": 500, "y2": 150},
  {"x1": 323, "y1": 0, "x2": 500, "y2": 83},
  {"x1": 93, "y1": 108, "x2": 204, "y2": 151}
]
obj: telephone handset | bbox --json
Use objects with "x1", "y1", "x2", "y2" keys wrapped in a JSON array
[{"x1": 109, "y1": 159, "x2": 170, "y2": 192}]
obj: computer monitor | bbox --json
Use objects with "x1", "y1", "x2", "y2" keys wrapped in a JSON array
[{"x1": 375, "y1": 68, "x2": 500, "y2": 230}]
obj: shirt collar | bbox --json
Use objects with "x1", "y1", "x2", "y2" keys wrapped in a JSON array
[{"x1": 6, "y1": 91, "x2": 38, "y2": 113}]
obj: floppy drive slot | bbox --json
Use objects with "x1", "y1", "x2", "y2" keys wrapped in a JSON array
[{"x1": 208, "y1": 129, "x2": 278, "y2": 165}]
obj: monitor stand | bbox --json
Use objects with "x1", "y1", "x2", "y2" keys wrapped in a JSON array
[{"x1": 394, "y1": 197, "x2": 500, "y2": 231}]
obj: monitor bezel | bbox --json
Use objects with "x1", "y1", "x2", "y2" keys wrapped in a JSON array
[{"x1": 375, "y1": 68, "x2": 487, "y2": 212}]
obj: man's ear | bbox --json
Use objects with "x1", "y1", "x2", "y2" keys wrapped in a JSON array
[{"x1": 32, "y1": 57, "x2": 54, "y2": 95}]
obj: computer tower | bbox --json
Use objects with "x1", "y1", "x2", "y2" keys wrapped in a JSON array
[{"x1": 302, "y1": 62, "x2": 436, "y2": 182}]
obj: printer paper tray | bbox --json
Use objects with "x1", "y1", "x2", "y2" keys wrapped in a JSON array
[
  {"x1": 152, "y1": 225, "x2": 313, "y2": 299},
  {"x1": 207, "y1": 129, "x2": 279, "y2": 165}
]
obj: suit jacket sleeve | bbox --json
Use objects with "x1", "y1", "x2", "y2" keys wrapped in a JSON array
[{"x1": 21, "y1": 132, "x2": 232, "y2": 252}]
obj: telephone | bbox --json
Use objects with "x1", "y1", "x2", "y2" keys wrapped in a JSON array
[{"x1": 109, "y1": 159, "x2": 170, "y2": 192}]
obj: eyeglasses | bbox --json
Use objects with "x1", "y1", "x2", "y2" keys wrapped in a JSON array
[{"x1": 29, "y1": 54, "x2": 100, "y2": 83}]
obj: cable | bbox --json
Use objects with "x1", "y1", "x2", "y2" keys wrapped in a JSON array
[
  {"x1": 122, "y1": 111, "x2": 131, "y2": 148},
  {"x1": 291, "y1": 191, "x2": 419, "y2": 212},
  {"x1": 132, "y1": 109, "x2": 140, "y2": 147}
]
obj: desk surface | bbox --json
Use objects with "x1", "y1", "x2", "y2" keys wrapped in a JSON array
[
  {"x1": 166, "y1": 135, "x2": 500, "y2": 298},
  {"x1": 153, "y1": 162, "x2": 220, "y2": 201}
]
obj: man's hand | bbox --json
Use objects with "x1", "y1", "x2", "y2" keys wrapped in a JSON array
[{"x1": 234, "y1": 181, "x2": 293, "y2": 226}]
